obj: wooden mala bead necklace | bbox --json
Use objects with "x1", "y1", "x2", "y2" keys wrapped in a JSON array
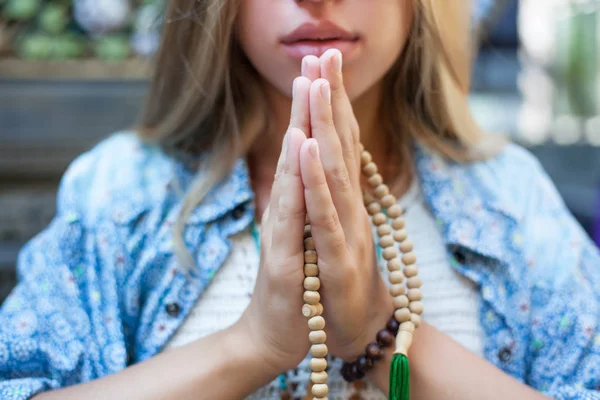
[{"x1": 301, "y1": 146, "x2": 423, "y2": 400}]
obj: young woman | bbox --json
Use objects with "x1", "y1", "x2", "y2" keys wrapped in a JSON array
[{"x1": 1, "y1": 1, "x2": 599, "y2": 399}]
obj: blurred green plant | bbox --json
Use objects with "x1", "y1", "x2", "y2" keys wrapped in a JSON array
[
  {"x1": 3, "y1": 0, "x2": 41, "y2": 21},
  {"x1": 94, "y1": 34, "x2": 129, "y2": 61},
  {"x1": 39, "y1": 3, "x2": 69, "y2": 35},
  {"x1": 554, "y1": 2, "x2": 599, "y2": 117},
  {"x1": 1, "y1": 0, "x2": 164, "y2": 61}
]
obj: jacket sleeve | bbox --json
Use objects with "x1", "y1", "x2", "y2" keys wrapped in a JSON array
[
  {"x1": 0, "y1": 153, "x2": 127, "y2": 399},
  {"x1": 521, "y1": 151, "x2": 600, "y2": 399}
]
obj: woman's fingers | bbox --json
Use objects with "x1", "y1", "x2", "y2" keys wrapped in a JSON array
[
  {"x1": 264, "y1": 130, "x2": 289, "y2": 249},
  {"x1": 290, "y1": 77, "x2": 312, "y2": 137},
  {"x1": 270, "y1": 128, "x2": 308, "y2": 267},
  {"x1": 265, "y1": 74, "x2": 311, "y2": 264},
  {"x1": 309, "y1": 78, "x2": 356, "y2": 233},
  {"x1": 302, "y1": 55, "x2": 321, "y2": 82},
  {"x1": 300, "y1": 139, "x2": 349, "y2": 275},
  {"x1": 268, "y1": 74, "x2": 311, "y2": 233},
  {"x1": 319, "y1": 49, "x2": 361, "y2": 192},
  {"x1": 301, "y1": 55, "x2": 320, "y2": 138}
]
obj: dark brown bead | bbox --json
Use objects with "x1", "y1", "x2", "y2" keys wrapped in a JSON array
[
  {"x1": 357, "y1": 355, "x2": 374, "y2": 372},
  {"x1": 353, "y1": 379, "x2": 366, "y2": 391},
  {"x1": 349, "y1": 394, "x2": 363, "y2": 400},
  {"x1": 386, "y1": 316, "x2": 400, "y2": 334},
  {"x1": 365, "y1": 342, "x2": 383, "y2": 360},
  {"x1": 351, "y1": 362, "x2": 366, "y2": 379},
  {"x1": 376, "y1": 329, "x2": 395, "y2": 347},
  {"x1": 341, "y1": 362, "x2": 356, "y2": 382}
]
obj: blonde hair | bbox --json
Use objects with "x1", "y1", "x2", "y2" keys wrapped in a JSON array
[{"x1": 138, "y1": 0, "x2": 501, "y2": 267}]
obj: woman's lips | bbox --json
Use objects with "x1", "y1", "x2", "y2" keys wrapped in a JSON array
[{"x1": 281, "y1": 38, "x2": 361, "y2": 60}]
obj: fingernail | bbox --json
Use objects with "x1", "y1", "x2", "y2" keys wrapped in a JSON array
[
  {"x1": 332, "y1": 52, "x2": 342, "y2": 74},
  {"x1": 309, "y1": 139, "x2": 319, "y2": 158},
  {"x1": 301, "y1": 58, "x2": 308, "y2": 76},
  {"x1": 320, "y1": 81, "x2": 331, "y2": 105}
]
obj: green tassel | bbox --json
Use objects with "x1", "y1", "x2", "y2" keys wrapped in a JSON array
[{"x1": 389, "y1": 353, "x2": 410, "y2": 400}]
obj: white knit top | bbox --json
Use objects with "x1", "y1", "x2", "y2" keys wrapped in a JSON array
[{"x1": 163, "y1": 177, "x2": 485, "y2": 399}]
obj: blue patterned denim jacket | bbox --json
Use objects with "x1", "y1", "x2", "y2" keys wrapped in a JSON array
[{"x1": 1, "y1": 132, "x2": 599, "y2": 399}]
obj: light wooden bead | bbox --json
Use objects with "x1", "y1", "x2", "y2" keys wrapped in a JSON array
[
  {"x1": 392, "y1": 217, "x2": 406, "y2": 230},
  {"x1": 309, "y1": 330, "x2": 327, "y2": 344},
  {"x1": 361, "y1": 151, "x2": 372, "y2": 166},
  {"x1": 382, "y1": 247, "x2": 398, "y2": 261},
  {"x1": 310, "y1": 358, "x2": 328, "y2": 372},
  {"x1": 393, "y1": 229, "x2": 408, "y2": 243},
  {"x1": 399, "y1": 321, "x2": 415, "y2": 334},
  {"x1": 311, "y1": 371, "x2": 328, "y2": 384},
  {"x1": 367, "y1": 202, "x2": 381, "y2": 216},
  {"x1": 372, "y1": 213, "x2": 387, "y2": 226},
  {"x1": 304, "y1": 277, "x2": 321, "y2": 291},
  {"x1": 387, "y1": 204, "x2": 403, "y2": 218},
  {"x1": 402, "y1": 252, "x2": 417, "y2": 266},
  {"x1": 407, "y1": 288, "x2": 423, "y2": 301},
  {"x1": 393, "y1": 295, "x2": 409, "y2": 309},
  {"x1": 305, "y1": 250, "x2": 318, "y2": 264},
  {"x1": 389, "y1": 270, "x2": 404, "y2": 284},
  {"x1": 395, "y1": 308, "x2": 411, "y2": 322},
  {"x1": 404, "y1": 264, "x2": 418, "y2": 277},
  {"x1": 390, "y1": 284, "x2": 406, "y2": 296},
  {"x1": 304, "y1": 225, "x2": 312, "y2": 238},
  {"x1": 411, "y1": 313, "x2": 422, "y2": 328},
  {"x1": 409, "y1": 301, "x2": 424, "y2": 315},
  {"x1": 311, "y1": 343, "x2": 328, "y2": 358},
  {"x1": 399, "y1": 240, "x2": 414, "y2": 253},
  {"x1": 301, "y1": 304, "x2": 314, "y2": 318},
  {"x1": 380, "y1": 194, "x2": 396, "y2": 208},
  {"x1": 407, "y1": 277, "x2": 422, "y2": 289},
  {"x1": 363, "y1": 191, "x2": 376, "y2": 205},
  {"x1": 379, "y1": 235, "x2": 394, "y2": 248},
  {"x1": 374, "y1": 184, "x2": 389, "y2": 199},
  {"x1": 302, "y1": 303, "x2": 323, "y2": 318},
  {"x1": 304, "y1": 263, "x2": 319, "y2": 277},
  {"x1": 362, "y1": 162, "x2": 378, "y2": 177},
  {"x1": 377, "y1": 224, "x2": 392, "y2": 237},
  {"x1": 304, "y1": 290, "x2": 320, "y2": 304},
  {"x1": 387, "y1": 258, "x2": 402, "y2": 271},
  {"x1": 308, "y1": 316, "x2": 326, "y2": 330},
  {"x1": 304, "y1": 237, "x2": 316, "y2": 250},
  {"x1": 312, "y1": 383, "x2": 329, "y2": 397},
  {"x1": 395, "y1": 329, "x2": 413, "y2": 356},
  {"x1": 367, "y1": 173, "x2": 383, "y2": 187},
  {"x1": 316, "y1": 303, "x2": 324, "y2": 316}
]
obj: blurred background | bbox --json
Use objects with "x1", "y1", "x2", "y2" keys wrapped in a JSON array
[{"x1": 0, "y1": 0, "x2": 599, "y2": 302}]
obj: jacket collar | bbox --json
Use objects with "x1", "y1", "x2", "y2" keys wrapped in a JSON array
[
  {"x1": 175, "y1": 158, "x2": 255, "y2": 225},
  {"x1": 415, "y1": 144, "x2": 521, "y2": 269}
]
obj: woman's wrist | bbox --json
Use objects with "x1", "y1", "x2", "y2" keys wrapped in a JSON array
[
  {"x1": 175, "y1": 320, "x2": 284, "y2": 399},
  {"x1": 226, "y1": 319, "x2": 284, "y2": 381},
  {"x1": 367, "y1": 322, "x2": 550, "y2": 400}
]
